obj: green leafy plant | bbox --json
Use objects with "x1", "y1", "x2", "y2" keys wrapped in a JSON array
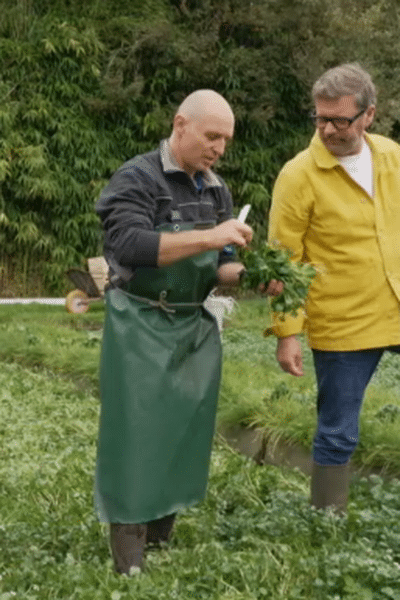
[
  {"x1": 240, "y1": 242, "x2": 316, "y2": 316},
  {"x1": 2, "y1": 354, "x2": 400, "y2": 600}
]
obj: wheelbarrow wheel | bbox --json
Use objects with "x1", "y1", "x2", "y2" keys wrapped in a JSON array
[{"x1": 65, "y1": 289, "x2": 90, "y2": 314}]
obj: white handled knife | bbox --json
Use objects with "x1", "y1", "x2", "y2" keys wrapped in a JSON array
[{"x1": 237, "y1": 204, "x2": 251, "y2": 224}]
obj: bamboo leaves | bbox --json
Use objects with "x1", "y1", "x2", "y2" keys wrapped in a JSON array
[
  {"x1": 0, "y1": 160, "x2": 10, "y2": 183},
  {"x1": 1, "y1": 0, "x2": 400, "y2": 295}
]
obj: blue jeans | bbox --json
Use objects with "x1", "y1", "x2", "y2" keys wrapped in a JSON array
[{"x1": 312, "y1": 346, "x2": 400, "y2": 465}]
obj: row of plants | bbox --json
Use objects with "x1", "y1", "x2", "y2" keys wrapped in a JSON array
[
  {"x1": 1, "y1": 354, "x2": 400, "y2": 599},
  {"x1": 1, "y1": 300, "x2": 400, "y2": 475}
]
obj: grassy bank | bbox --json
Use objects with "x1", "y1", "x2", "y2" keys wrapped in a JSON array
[
  {"x1": 219, "y1": 299, "x2": 400, "y2": 475},
  {"x1": 0, "y1": 303, "x2": 104, "y2": 388},
  {"x1": 1, "y1": 359, "x2": 400, "y2": 599}
]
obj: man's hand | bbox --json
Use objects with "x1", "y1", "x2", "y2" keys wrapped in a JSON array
[
  {"x1": 217, "y1": 262, "x2": 245, "y2": 286},
  {"x1": 158, "y1": 219, "x2": 252, "y2": 267},
  {"x1": 210, "y1": 219, "x2": 253, "y2": 249},
  {"x1": 276, "y1": 335, "x2": 303, "y2": 377},
  {"x1": 259, "y1": 280, "x2": 284, "y2": 297}
]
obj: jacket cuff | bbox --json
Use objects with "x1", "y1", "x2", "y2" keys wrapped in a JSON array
[{"x1": 270, "y1": 310, "x2": 305, "y2": 338}]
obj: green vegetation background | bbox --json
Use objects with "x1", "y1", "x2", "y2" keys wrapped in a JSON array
[
  {"x1": 2, "y1": 302, "x2": 400, "y2": 599},
  {"x1": 1, "y1": 0, "x2": 400, "y2": 294}
]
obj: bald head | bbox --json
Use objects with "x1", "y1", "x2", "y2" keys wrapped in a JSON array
[
  {"x1": 176, "y1": 89, "x2": 234, "y2": 124},
  {"x1": 169, "y1": 89, "x2": 235, "y2": 177}
]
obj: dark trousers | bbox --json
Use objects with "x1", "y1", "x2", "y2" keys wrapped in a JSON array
[{"x1": 312, "y1": 345, "x2": 400, "y2": 465}]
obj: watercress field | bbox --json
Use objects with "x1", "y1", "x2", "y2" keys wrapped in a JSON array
[{"x1": 1, "y1": 301, "x2": 400, "y2": 599}]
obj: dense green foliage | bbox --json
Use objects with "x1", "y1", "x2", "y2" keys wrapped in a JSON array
[{"x1": 1, "y1": 0, "x2": 400, "y2": 294}]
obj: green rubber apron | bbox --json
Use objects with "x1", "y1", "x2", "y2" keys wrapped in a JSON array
[{"x1": 95, "y1": 222, "x2": 222, "y2": 524}]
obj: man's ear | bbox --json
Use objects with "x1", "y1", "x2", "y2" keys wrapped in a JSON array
[
  {"x1": 365, "y1": 105, "x2": 376, "y2": 128},
  {"x1": 173, "y1": 114, "x2": 187, "y2": 137}
]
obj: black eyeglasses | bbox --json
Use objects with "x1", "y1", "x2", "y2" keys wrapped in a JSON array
[{"x1": 310, "y1": 108, "x2": 366, "y2": 131}]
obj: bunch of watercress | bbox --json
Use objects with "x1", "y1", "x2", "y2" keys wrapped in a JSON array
[{"x1": 240, "y1": 243, "x2": 317, "y2": 316}]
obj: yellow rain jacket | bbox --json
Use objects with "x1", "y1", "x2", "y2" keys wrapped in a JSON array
[{"x1": 268, "y1": 132, "x2": 400, "y2": 350}]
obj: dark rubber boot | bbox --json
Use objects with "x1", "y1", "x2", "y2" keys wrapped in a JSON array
[
  {"x1": 110, "y1": 523, "x2": 147, "y2": 574},
  {"x1": 146, "y1": 513, "x2": 176, "y2": 546},
  {"x1": 311, "y1": 461, "x2": 350, "y2": 515}
]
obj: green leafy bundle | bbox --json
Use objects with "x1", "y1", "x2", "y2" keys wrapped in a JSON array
[{"x1": 240, "y1": 243, "x2": 316, "y2": 316}]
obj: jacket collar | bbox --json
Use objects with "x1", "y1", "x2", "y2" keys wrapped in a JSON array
[
  {"x1": 160, "y1": 139, "x2": 222, "y2": 188},
  {"x1": 309, "y1": 131, "x2": 340, "y2": 170}
]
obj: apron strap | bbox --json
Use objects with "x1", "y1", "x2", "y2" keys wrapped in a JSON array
[{"x1": 118, "y1": 288, "x2": 204, "y2": 314}]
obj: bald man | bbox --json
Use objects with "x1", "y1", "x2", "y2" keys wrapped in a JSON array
[{"x1": 94, "y1": 90, "x2": 253, "y2": 574}]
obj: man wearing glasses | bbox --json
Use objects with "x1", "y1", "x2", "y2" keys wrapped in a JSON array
[{"x1": 268, "y1": 63, "x2": 400, "y2": 513}]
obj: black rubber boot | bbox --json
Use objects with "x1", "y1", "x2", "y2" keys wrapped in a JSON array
[
  {"x1": 310, "y1": 461, "x2": 350, "y2": 515},
  {"x1": 146, "y1": 513, "x2": 176, "y2": 546},
  {"x1": 110, "y1": 523, "x2": 147, "y2": 574}
]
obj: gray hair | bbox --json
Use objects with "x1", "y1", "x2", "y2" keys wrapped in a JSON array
[{"x1": 312, "y1": 63, "x2": 376, "y2": 109}]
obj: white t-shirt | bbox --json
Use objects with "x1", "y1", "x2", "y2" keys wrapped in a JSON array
[{"x1": 338, "y1": 140, "x2": 374, "y2": 197}]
